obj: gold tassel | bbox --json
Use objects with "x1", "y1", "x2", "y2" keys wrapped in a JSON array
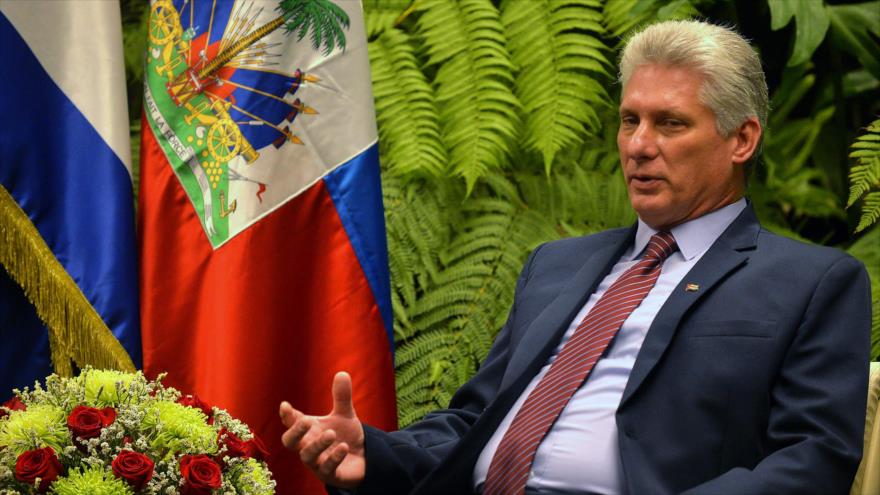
[{"x1": 0, "y1": 184, "x2": 136, "y2": 376}]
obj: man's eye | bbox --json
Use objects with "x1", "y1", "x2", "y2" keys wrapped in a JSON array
[
  {"x1": 621, "y1": 116, "x2": 638, "y2": 126},
  {"x1": 662, "y1": 119, "x2": 685, "y2": 127}
]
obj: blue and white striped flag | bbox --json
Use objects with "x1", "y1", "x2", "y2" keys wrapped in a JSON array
[{"x1": 0, "y1": 0, "x2": 141, "y2": 393}]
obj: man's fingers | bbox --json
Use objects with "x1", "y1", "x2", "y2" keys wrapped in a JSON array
[
  {"x1": 279, "y1": 401, "x2": 300, "y2": 428},
  {"x1": 331, "y1": 371, "x2": 356, "y2": 418},
  {"x1": 300, "y1": 429, "x2": 336, "y2": 465},
  {"x1": 317, "y1": 442, "x2": 349, "y2": 479},
  {"x1": 280, "y1": 411, "x2": 313, "y2": 450}
]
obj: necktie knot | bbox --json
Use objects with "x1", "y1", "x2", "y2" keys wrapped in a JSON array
[{"x1": 643, "y1": 231, "x2": 677, "y2": 262}]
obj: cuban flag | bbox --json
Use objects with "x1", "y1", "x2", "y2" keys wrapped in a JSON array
[
  {"x1": 0, "y1": 1, "x2": 141, "y2": 394},
  {"x1": 138, "y1": 1, "x2": 397, "y2": 492}
]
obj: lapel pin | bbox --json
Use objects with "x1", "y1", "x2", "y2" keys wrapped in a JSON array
[{"x1": 685, "y1": 283, "x2": 700, "y2": 292}]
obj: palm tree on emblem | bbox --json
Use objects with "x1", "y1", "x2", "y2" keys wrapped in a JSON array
[{"x1": 167, "y1": 0, "x2": 350, "y2": 107}]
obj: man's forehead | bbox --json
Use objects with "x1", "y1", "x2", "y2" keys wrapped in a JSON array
[{"x1": 621, "y1": 64, "x2": 706, "y2": 95}]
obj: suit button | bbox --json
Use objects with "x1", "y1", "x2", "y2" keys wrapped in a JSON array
[{"x1": 624, "y1": 426, "x2": 636, "y2": 438}]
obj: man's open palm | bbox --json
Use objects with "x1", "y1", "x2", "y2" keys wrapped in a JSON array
[{"x1": 280, "y1": 372, "x2": 366, "y2": 489}]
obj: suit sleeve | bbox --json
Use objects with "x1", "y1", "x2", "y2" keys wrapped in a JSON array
[
  {"x1": 341, "y1": 245, "x2": 544, "y2": 495},
  {"x1": 682, "y1": 254, "x2": 872, "y2": 495}
]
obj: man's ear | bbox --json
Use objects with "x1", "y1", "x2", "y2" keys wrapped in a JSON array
[{"x1": 731, "y1": 116, "x2": 762, "y2": 166}]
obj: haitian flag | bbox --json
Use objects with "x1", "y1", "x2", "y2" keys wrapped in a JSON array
[
  {"x1": 0, "y1": 1, "x2": 140, "y2": 393},
  {"x1": 138, "y1": 1, "x2": 397, "y2": 492}
]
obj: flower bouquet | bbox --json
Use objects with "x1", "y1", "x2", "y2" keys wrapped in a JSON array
[{"x1": 0, "y1": 368, "x2": 275, "y2": 494}]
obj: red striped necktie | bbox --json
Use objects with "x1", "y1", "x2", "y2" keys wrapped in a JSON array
[{"x1": 482, "y1": 231, "x2": 678, "y2": 495}]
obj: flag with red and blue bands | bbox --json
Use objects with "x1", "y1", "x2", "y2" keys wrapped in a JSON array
[{"x1": 138, "y1": 1, "x2": 397, "y2": 493}]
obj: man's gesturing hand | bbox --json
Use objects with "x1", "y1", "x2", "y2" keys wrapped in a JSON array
[{"x1": 280, "y1": 371, "x2": 366, "y2": 489}]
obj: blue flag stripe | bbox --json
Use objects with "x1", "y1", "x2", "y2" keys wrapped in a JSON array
[
  {"x1": 0, "y1": 13, "x2": 141, "y2": 367},
  {"x1": 323, "y1": 144, "x2": 394, "y2": 351}
]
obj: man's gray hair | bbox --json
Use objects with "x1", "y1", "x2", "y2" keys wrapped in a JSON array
[{"x1": 619, "y1": 20, "x2": 769, "y2": 157}]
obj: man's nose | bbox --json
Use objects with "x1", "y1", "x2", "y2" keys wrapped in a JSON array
[{"x1": 625, "y1": 123, "x2": 659, "y2": 161}]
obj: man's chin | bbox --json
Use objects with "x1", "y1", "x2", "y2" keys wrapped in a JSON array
[{"x1": 630, "y1": 201, "x2": 677, "y2": 229}]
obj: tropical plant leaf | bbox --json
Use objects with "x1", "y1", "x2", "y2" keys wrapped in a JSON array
[
  {"x1": 501, "y1": 0, "x2": 612, "y2": 172},
  {"x1": 415, "y1": 0, "x2": 521, "y2": 191},
  {"x1": 369, "y1": 28, "x2": 447, "y2": 177},
  {"x1": 827, "y1": 1, "x2": 880, "y2": 80},
  {"x1": 760, "y1": 103, "x2": 843, "y2": 221},
  {"x1": 279, "y1": 0, "x2": 350, "y2": 55},
  {"x1": 362, "y1": 0, "x2": 411, "y2": 38},
  {"x1": 768, "y1": 64, "x2": 815, "y2": 130},
  {"x1": 767, "y1": 0, "x2": 830, "y2": 67}
]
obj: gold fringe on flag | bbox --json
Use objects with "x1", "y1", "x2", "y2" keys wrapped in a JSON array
[{"x1": 0, "y1": 184, "x2": 136, "y2": 376}]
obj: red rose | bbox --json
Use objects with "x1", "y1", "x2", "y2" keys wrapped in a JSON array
[
  {"x1": 0, "y1": 396, "x2": 26, "y2": 419},
  {"x1": 67, "y1": 405, "x2": 116, "y2": 443},
  {"x1": 15, "y1": 447, "x2": 61, "y2": 493},
  {"x1": 178, "y1": 394, "x2": 214, "y2": 424},
  {"x1": 217, "y1": 428, "x2": 250, "y2": 460},
  {"x1": 112, "y1": 450, "x2": 154, "y2": 491},
  {"x1": 246, "y1": 434, "x2": 270, "y2": 461},
  {"x1": 179, "y1": 454, "x2": 222, "y2": 495}
]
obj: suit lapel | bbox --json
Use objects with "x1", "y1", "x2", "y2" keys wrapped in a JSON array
[
  {"x1": 619, "y1": 205, "x2": 761, "y2": 408},
  {"x1": 499, "y1": 229, "x2": 634, "y2": 393}
]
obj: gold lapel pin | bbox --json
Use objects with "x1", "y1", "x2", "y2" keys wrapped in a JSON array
[{"x1": 685, "y1": 283, "x2": 700, "y2": 292}]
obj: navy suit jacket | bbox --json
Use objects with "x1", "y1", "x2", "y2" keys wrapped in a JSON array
[{"x1": 350, "y1": 205, "x2": 872, "y2": 495}]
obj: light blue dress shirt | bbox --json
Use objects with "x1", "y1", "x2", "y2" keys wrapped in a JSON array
[{"x1": 473, "y1": 199, "x2": 747, "y2": 494}]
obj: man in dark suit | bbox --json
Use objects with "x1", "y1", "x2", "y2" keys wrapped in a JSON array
[{"x1": 280, "y1": 20, "x2": 872, "y2": 495}]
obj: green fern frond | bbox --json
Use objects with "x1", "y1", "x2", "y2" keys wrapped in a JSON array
[
  {"x1": 602, "y1": 0, "x2": 699, "y2": 38},
  {"x1": 603, "y1": 0, "x2": 657, "y2": 38},
  {"x1": 501, "y1": 0, "x2": 611, "y2": 172},
  {"x1": 847, "y1": 160, "x2": 880, "y2": 207},
  {"x1": 392, "y1": 178, "x2": 561, "y2": 426},
  {"x1": 847, "y1": 118, "x2": 880, "y2": 232},
  {"x1": 370, "y1": 29, "x2": 447, "y2": 177},
  {"x1": 516, "y1": 167, "x2": 635, "y2": 236},
  {"x1": 856, "y1": 192, "x2": 880, "y2": 233},
  {"x1": 846, "y1": 226, "x2": 880, "y2": 360},
  {"x1": 416, "y1": 0, "x2": 521, "y2": 191},
  {"x1": 384, "y1": 177, "x2": 462, "y2": 343},
  {"x1": 362, "y1": 0, "x2": 412, "y2": 38}
]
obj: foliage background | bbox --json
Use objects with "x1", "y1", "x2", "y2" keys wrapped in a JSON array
[{"x1": 122, "y1": 0, "x2": 880, "y2": 427}]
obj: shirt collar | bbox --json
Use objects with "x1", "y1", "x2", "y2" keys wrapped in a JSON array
[{"x1": 626, "y1": 198, "x2": 747, "y2": 262}]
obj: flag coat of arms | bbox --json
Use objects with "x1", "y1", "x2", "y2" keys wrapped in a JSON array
[
  {"x1": 138, "y1": 1, "x2": 397, "y2": 492},
  {"x1": 0, "y1": 1, "x2": 140, "y2": 392}
]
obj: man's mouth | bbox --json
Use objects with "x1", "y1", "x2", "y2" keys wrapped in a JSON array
[{"x1": 629, "y1": 175, "x2": 664, "y2": 188}]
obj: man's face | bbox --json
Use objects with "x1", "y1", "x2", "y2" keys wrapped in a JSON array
[{"x1": 617, "y1": 64, "x2": 746, "y2": 230}]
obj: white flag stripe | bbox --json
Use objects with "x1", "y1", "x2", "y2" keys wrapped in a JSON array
[{"x1": 1, "y1": 1, "x2": 132, "y2": 173}]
